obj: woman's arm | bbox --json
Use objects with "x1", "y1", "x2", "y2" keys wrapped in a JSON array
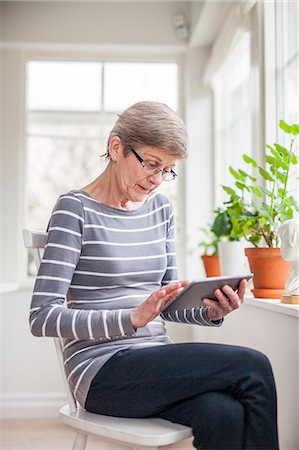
[
  {"x1": 29, "y1": 193, "x2": 136, "y2": 341},
  {"x1": 159, "y1": 205, "x2": 223, "y2": 327}
]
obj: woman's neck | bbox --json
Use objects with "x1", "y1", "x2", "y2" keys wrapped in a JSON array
[{"x1": 81, "y1": 164, "x2": 144, "y2": 210}]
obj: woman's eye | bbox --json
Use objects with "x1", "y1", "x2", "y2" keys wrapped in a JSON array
[{"x1": 146, "y1": 162, "x2": 160, "y2": 169}]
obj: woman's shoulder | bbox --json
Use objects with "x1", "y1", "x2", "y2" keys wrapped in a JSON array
[
  {"x1": 57, "y1": 189, "x2": 97, "y2": 205},
  {"x1": 53, "y1": 190, "x2": 85, "y2": 214},
  {"x1": 149, "y1": 192, "x2": 173, "y2": 216},
  {"x1": 150, "y1": 191, "x2": 172, "y2": 207}
]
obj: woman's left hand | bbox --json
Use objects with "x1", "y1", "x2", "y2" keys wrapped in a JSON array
[{"x1": 202, "y1": 279, "x2": 247, "y2": 321}]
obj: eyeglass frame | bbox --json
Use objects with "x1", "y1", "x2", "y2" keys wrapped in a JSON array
[{"x1": 129, "y1": 147, "x2": 177, "y2": 182}]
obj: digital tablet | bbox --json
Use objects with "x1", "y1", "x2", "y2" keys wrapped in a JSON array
[{"x1": 162, "y1": 274, "x2": 253, "y2": 313}]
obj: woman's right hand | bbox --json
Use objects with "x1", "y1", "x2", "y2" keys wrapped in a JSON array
[{"x1": 131, "y1": 281, "x2": 189, "y2": 328}]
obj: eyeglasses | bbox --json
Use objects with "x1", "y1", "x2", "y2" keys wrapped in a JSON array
[{"x1": 129, "y1": 147, "x2": 177, "y2": 182}]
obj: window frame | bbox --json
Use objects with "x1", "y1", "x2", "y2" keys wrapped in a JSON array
[{"x1": 20, "y1": 52, "x2": 186, "y2": 287}]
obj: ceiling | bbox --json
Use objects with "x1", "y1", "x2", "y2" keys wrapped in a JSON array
[{"x1": 0, "y1": 1, "x2": 235, "y2": 49}]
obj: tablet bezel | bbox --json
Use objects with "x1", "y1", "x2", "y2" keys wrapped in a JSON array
[{"x1": 162, "y1": 274, "x2": 253, "y2": 313}]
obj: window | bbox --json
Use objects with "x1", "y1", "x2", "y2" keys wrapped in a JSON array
[
  {"x1": 274, "y1": 1, "x2": 298, "y2": 202},
  {"x1": 25, "y1": 61, "x2": 179, "y2": 276},
  {"x1": 275, "y1": 1, "x2": 298, "y2": 128},
  {"x1": 212, "y1": 33, "x2": 251, "y2": 205}
]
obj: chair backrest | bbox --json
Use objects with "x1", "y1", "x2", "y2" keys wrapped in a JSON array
[{"x1": 23, "y1": 229, "x2": 78, "y2": 414}]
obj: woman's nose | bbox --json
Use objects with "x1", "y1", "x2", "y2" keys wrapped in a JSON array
[{"x1": 147, "y1": 171, "x2": 163, "y2": 184}]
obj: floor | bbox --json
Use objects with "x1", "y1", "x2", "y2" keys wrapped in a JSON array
[{"x1": 0, "y1": 418, "x2": 193, "y2": 450}]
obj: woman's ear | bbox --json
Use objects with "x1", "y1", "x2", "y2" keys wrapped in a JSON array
[{"x1": 108, "y1": 136, "x2": 122, "y2": 161}]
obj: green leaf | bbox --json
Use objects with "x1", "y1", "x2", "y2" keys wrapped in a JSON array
[
  {"x1": 249, "y1": 186, "x2": 263, "y2": 197},
  {"x1": 229, "y1": 166, "x2": 243, "y2": 181},
  {"x1": 265, "y1": 155, "x2": 277, "y2": 166},
  {"x1": 277, "y1": 188, "x2": 286, "y2": 198},
  {"x1": 275, "y1": 171, "x2": 287, "y2": 184},
  {"x1": 259, "y1": 167, "x2": 274, "y2": 181},
  {"x1": 285, "y1": 196, "x2": 299, "y2": 211},
  {"x1": 211, "y1": 211, "x2": 232, "y2": 238},
  {"x1": 238, "y1": 169, "x2": 256, "y2": 181},
  {"x1": 269, "y1": 146, "x2": 285, "y2": 163},
  {"x1": 261, "y1": 202, "x2": 270, "y2": 212},
  {"x1": 230, "y1": 167, "x2": 247, "y2": 182},
  {"x1": 243, "y1": 154, "x2": 257, "y2": 167},
  {"x1": 238, "y1": 169, "x2": 248, "y2": 177},
  {"x1": 260, "y1": 186, "x2": 273, "y2": 197},
  {"x1": 290, "y1": 153, "x2": 298, "y2": 164},
  {"x1": 279, "y1": 120, "x2": 293, "y2": 134},
  {"x1": 274, "y1": 144, "x2": 290, "y2": 161},
  {"x1": 236, "y1": 181, "x2": 250, "y2": 191},
  {"x1": 222, "y1": 185, "x2": 236, "y2": 196},
  {"x1": 291, "y1": 124, "x2": 299, "y2": 135}
]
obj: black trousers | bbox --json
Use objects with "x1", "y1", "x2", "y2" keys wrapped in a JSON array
[{"x1": 85, "y1": 343, "x2": 279, "y2": 450}]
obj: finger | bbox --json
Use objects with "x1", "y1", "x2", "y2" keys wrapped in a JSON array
[
  {"x1": 220, "y1": 286, "x2": 241, "y2": 309},
  {"x1": 148, "y1": 289, "x2": 166, "y2": 309},
  {"x1": 153, "y1": 289, "x2": 166, "y2": 300},
  {"x1": 162, "y1": 282, "x2": 182, "y2": 294},
  {"x1": 213, "y1": 288, "x2": 233, "y2": 310},
  {"x1": 202, "y1": 299, "x2": 225, "y2": 319},
  {"x1": 237, "y1": 279, "x2": 247, "y2": 301},
  {"x1": 161, "y1": 288, "x2": 183, "y2": 308},
  {"x1": 210, "y1": 290, "x2": 235, "y2": 314},
  {"x1": 181, "y1": 280, "x2": 190, "y2": 288}
]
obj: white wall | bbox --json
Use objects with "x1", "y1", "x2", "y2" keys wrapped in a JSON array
[
  {"x1": 1, "y1": 289, "x2": 66, "y2": 417},
  {"x1": 2, "y1": 48, "x2": 26, "y2": 287}
]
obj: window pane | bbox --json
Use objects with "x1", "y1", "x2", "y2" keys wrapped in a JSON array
[
  {"x1": 27, "y1": 61, "x2": 102, "y2": 111},
  {"x1": 286, "y1": 1, "x2": 298, "y2": 64},
  {"x1": 284, "y1": 1, "x2": 299, "y2": 123},
  {"x1": 276, "y1": 1, "x2": 299, "y2": 125},
  {"x1": 26, "y1": 134, "x2": 106, "y2": 231},
  {"x1": 213, "y1": 34, "x2": 252, "y2": 204},
  {"x1": 25, "y1": 60, "x2": 179, "y2": 277},
  {"x1": 104, "y1": 62, "x2": 178, "y2": 111}
]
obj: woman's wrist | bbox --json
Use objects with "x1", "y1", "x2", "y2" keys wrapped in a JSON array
[{"x1": 130, "y1": 309, "x2": 139, "y2": 329}]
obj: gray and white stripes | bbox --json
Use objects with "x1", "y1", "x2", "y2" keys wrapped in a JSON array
[{"x1": 30, "y1": 190, "x2": 221, "y2": 407}]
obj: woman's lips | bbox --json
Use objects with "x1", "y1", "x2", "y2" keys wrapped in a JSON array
[{"x1": 138, "y1": 185, "x2": 150, "y2": 193}]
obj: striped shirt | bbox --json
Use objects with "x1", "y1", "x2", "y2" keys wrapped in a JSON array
[{"x1": 29, "y1": 190, "x2": 222, "y2": 407}]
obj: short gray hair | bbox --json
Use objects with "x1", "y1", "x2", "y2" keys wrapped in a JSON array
[{"x1": 106, "y1": 101, "x2": 187, "y2": 159}]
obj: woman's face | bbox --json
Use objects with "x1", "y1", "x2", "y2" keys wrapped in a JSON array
[{"x1": 112, "y1": 142, "x2": 177, "y2": 204}]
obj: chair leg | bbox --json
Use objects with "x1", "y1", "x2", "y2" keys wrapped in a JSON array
[{"x1": 72, "y1": 432, "x2": 87, "y2": 450}]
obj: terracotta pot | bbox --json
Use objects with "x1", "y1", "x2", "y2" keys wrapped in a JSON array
[
  {"x1": 245, "y1": 247, "x2": 290, "y2": 299},
  {"x1": 201, "y1": 255, "x2": 221, "y2": 277}
]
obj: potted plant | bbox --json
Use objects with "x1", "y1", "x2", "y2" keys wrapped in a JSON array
[
  {"x1": 224, "y1": 120, "x2": 298, "y2": 298},
  {"x1": 198, "y1": 227, "x2": 221, "y2": 277}
]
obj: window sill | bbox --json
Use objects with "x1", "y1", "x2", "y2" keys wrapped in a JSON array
[{"x1": 245, "y1": 295, "x2": 299, "y2": 318}]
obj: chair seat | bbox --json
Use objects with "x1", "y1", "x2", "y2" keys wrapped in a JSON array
[{"x1": 59, "y1": 404, "x2": 192, "y2": 447}]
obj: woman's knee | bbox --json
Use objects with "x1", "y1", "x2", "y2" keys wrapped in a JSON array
[
  {"x1": 198, "y1": 392, "x2": 244, "y2": 426},
  {"x1": 241, "y1": 348, "x2": 273, "y2": 377},
  {"x1": 192, "y1": 392, "x2": 244, "y2": 449}
]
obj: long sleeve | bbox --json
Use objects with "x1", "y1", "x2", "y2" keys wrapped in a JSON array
[
  {"x1": 160, "y1": 205, "x2": 223, "y2": 328},
  {"x1": 161, "y1": 307, "x2": 223, "y2": 327},
  {"x1": 29, "y1": 193, "x2": 136, "y2": 341}
]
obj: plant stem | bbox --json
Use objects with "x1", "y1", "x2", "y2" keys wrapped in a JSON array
[{"x1": 280, "y1": 137, "x2": 294, "y2": 204}]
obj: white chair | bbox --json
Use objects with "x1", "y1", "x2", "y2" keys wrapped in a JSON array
[{"x1": 23, "y1": 229, "x2": 192, "y2": 450}]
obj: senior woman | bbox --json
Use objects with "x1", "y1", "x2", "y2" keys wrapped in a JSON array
[{"x1": 30, "y1": 101, "x2": 279, "y2": 450}]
